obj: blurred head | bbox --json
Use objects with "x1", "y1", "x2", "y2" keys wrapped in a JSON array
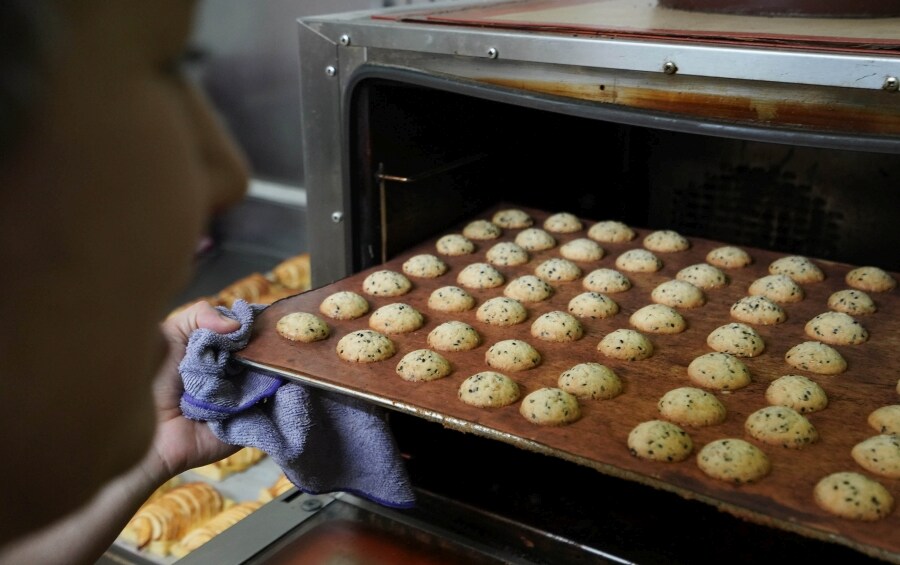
[{"x1": 0, "y1": 0, "x2": 247, "y2": 542}]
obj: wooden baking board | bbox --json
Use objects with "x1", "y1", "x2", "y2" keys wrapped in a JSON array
[{"x1": 236, "y1": 204, "x2": 900, "y2": 563}]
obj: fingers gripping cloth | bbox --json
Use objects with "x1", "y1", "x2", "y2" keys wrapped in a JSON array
[{"x1": 178, "y1": 299, "x2": 415, "y2": 508}]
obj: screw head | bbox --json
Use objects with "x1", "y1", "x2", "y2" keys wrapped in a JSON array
[
  {"x1": 325, "y1": 65, "x2": 336, "y2": 77},
  {"x1": 487, "y1": 47, "x2": 499, "y2": 59},
  {"x1": 339, "y1": 34, "x2": 351, "y2": 46},
  {"x1": 883, "y1": 76, "x2": 899, "y2": 92},
  {"x1": 662, "y1": 61, "x2": 678, "y2": 75},
  {"x1": 331, "y1": 211, "x2": 344, "y2": 223},
  {"x1": 300, "y1": 498, "x2": 323, "y2": 512}
]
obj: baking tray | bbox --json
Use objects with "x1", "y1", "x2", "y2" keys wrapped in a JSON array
[{"x1": 236, "y1": 204, "x2": 900, "y2": 563}]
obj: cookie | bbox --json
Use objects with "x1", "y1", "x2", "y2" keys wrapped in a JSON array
[
  {"x1": 362, "y1": 270, "x2": 412, "y2": 297},
  {"x1": 462, "y1": 219, "x2": 502, "y2": 240},
  {"x1": 319, "y1": 291, "x2": 369, "y2": 320},
  {"x1": 402, "y1": 253, "x2": 448, "y2": 278},
  {"x1": 485, "y1": 241, "x2": 529, "y2": 267},
  {"x1": 828, "y1": 289, "x2": 877, "y2": 315},
  {"x1": 629, "y1": 304, "x2": 687, "y2": 334},
  {"x1": 368, "y1": 303, "x2": 424, "y2": 334},
  {"x1": 514, "y1": 228, "x2": 556, "y2": 251},
  {"x1": 519, "y1": 388, "x2": 581, "y2": 425},
  {"x1": 427, "y1": 286, "x2": 475, "y2": 313},
  {"x1": 485, "y1": 339, "x2": 541, "y2": 372},
  {"x1": 627, "y1": 420, "x2": 693, "y2": 463},
  {"x1": 597, "y1": 329, "x2": 653, "y2": 361},
  {"x1": 457, "y1": 262, "x2": 505, "y2": 289},
  {"x1": 676, "y1": 263, "x2": 728, "y2": 290},
  {"x1": 852, "y1": 435, "x2": 900, "y2": 479},
  {"x1": 729, "y1": 295, "x2": 786, "y2": 325},
  {"x1": 615, "y1": 249, "x2": 663, "y2": 273},
  {"x1": 745, "y1": 405, "x2": 818, "y2": 449},
  {"x1": 427, "y1": 321, "x2": 481, "y2": 352},
  {"x1": 696, "y1": 439, "x2": 771, "y2": 484},
  {"x1": 658, "y1": 387, "x2": 727, "y2": 427},
  {"x1": 530, "y1": 311, "x2": 584, "y2": 342},
  {"x1": 650, "y1": 280, "x2": 705, "y2": 309},
  {"x1": 768, "y1": 255, "x2": 825, "y2": 284},
  {"x1": 395, "y1": 349, "x2": 451, "y2": 382},
  {"x1": 784, "y1": 341, "x2": 847, "y2": 375},
  {"x1": 543, "y1": 212, "x2": 583, "y2": 233},
  {"x1": 336, "y1": 330, "x2": 396, "y2": 363},
  {"x1": 868, "y1": 405, "x2": 900, "y2": 435},
  {"x1": 534, "y1": 258, "x2": 582, "y2": 283},
  {"x1": 559, "y1": 238, "x2": 604, "y2": 262},
  {"x1": 558, "y1": 363, "x2": 622, "y2": 400},
  {"x1": 687, "y1": 352, "x2": 751, "y2": 391},
  {"x1": 583, "y1": 268, "x2": 631, "y2": 293},
  {"x1": 458, "y1": 371, "x2": 520, "y2": 408},
  {"x1": 747, "y1": 274, "x2": 804, "y2": 304},
  {"x1": 476, "y1": 297, "x2": 528, "y2": 327},
  {"x1": 814, "y1": 472, "x2": 894, "y2": 521},
  {"x1": 276, "y1": 312, "x2": 330, "y2": 343},
  {"x1": 845, "y1": 266, "x2": 896, "y2": 292},
  {"x1": 765, "y1": 375, "x2": 828, "y2": 414},
  {"x1": 567, "y1": 291, "x2": 619, "y2": 319},
  {"x1": 706, "y1": 246, "x2": 752, "y2": 269},
  {"x1": 503, "y1": 275, "x2": 554, "y2": 303},
  {"x1": 435, "y1": 234, "x2": 475, "y2": 256},
  {"x1": 804, "y1": 311, "x2": 868, "y2": 345},
  {"x1": 588, "y1": 220, "x2": 636, "y2": 243},
  {"x1": 643, "y1": 229, "x2": 690, "y2": 252},
  {"x1": 706, "y1": 322, "x2": 765, "y2": 358},
  {"x1": 491, "y1": 208, "x2": 533, "y2": 229}
]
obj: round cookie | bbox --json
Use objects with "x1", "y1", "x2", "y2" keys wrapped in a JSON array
[
  {"x1": 276, "y1": 312, "x2": 330, "y2": 343},
  {"x1": 402, "y1": 253, "x2": 448, "y2": 278},
  {"x1": 362, "y1": 270, "x2": 412, "y2": 297},
  {"x1": 568, "y1": 291, "x2": 619, "y2": 319},
  {"x1": 485, "y1": 339, "x2": 541, "y2": 372},
  {"x1": 457, "y1": 262, "x2": 505, "y2": 289},
  {"x1": 643, "y1": 229, "x2": 690, "y2": 252},
  {"x1": 768, "y1": 255, "x2": 825, "y2": 283},
  {"x1": 766, "y1": 375, "x2": 829, "y2": 414},
  {"x1": 491, "y1": 208, "x2": 533, "y2": 229},
  {"x1": 696, "y1": 439, "x2": 770, "y2": 484},
  {"x1": 748, "y1": 274, "x2": 804, "y2": 304},
  {"x1": 828, "y1": 289, "x2": 877, "y2": 315},
  {"x1": 846, "y1": 266, "x2": 896, "y2": 292},
  {"x1": 543, "y1": 212, "x2": 583, "y2": 233},
  {"x1": 435, "y1": 233, "x2": 475, "y2": 256},
  {"x1": 658, "y1": 387, "x2": 726, "y2": 427},
  {"x1": 559, "y1": 238, "x2": 604, "y2": 262},
  {"x1": 687, "y1": 352, "x2": 751, "y2": 391},
  {"x1": 868, "y1": 405, "x2": 900, "y2": 435},
  {"x1": 676, "y1": 263, "x2": 727, "y2": 290},
  {"x1": 583, "y1": 268, "x2": 632, "y2": 293},
  {"x1": 706, "y1": 246, "x2": 752, "y2": 269},
  {"x1": 458, "y1": 371, "x2": 520, "y2": 408},
  {"x1": 558, "y1": 363, "x2": 622, "y2": 400},
  {"x1": 804, "y1": 311, "x2": 868, "y2": 345},
  {"x1": 514, "y1": 228, "x2": 556, "y2": 251},
  {"x1": 504, "y1": 275, "x2": 554, "y2": 303},
  {"x1": 745, "y1": 405, "x2": 818, "y2": 449},
  {"x1": 784, "y1": 341, "x2": 847, "y2": 375},
  {"x1": 852, "y1": 435, "x2": 900, "y2": 479},
  {"x1": 520, "y1": 388, "x2": 581, "y2": 425},
  {"x1": 629, "y1": 304, "x2": 687, "y2": 334},
  {"x1": 462, "y1": 219, "x2": 502, "y2": 241},
  {"x1": 535, "y1": 258, "x2": 582, "y2": 283},
  {"x1": 485, "y1": 241, "x2": 529, "y2": 267},
  {"x1": 615, "y1": 249, "x2": 663, "y2": 273},
  {"x1": 476, "y1": 297, "x2": 528, "y2": 327},
  {"x1": 627, "y1": 420, "x2": 693, "y2": 463},
  {"x1": 730, "y1": 295, "x2": 786, "y2": 325},
  {"x1": 814, "y1": 472, "x2": 894, "y2": 521},
  {"x1": 319, "y1": 290, "x2": 369, "y2": 320},
  {"x1": 530, "y1": 311, "x2": 584, "y2": 342},
  {"x1": 706, "y1": 322, "x2": 765, "y2": 358},
  {"x1": 427, "y1": 286, "x2": 475, "y2": 313},
  {"x1": 588, "y1": 220, "x2": 636, "y2": 243},
  {"x1": 651, "y1": 280, "x2": 705, "y2": 309},
  {"x1": 336, "y1": 330, "x2": 396, "y2": 363},
  {"x1": 395, "y1": 349, "x2": 451, "y2": 382},
  {"x1": 427, "y1": 321, "x2": 481, "y2": 352},
  {"x1": 598, "y1": 329, "x2": 653, "y2": 361},
  {"x1": 368, "y1": 303, "x2": 424, "y2": 335}
]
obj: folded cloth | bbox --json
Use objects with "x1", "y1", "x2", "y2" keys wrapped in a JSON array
[{"x1": 178, "y1": 299, "x2": 415, "y2": 508}]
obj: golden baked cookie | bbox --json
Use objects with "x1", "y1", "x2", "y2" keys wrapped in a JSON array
[
  {"x1": 768, "y1": 255, "x2": 824, "y2": 284},
  {"x1": 676, "y1": 263, "x2": 727, "y2": 290},
  {"x1": 868, "y1": 405, "x2": 900, "y2": 435},
  {"x1": 627, "y1": 420, "x2": 693, "y2": 462},
  {"x1": 784, "y1": 341, "x2": 847, "y2": 375},
  {"x1": 543, "y1": 212, "x2": 583, "y2": 234},
  {"x1": 851, "y1": 435, "x2": 900, "y2": 479},
  {"x1": 658, "y1": 387, "x2": 726, "y2": 427},
  {"x1": 476, "y1": 296, "x2": 528, "y2": 326},
  {"x1": 567, "y1": 291, "x2": 619, "y2": 319},
  {"x1": 276, "y1": 312, "x2": 330, "y2": 343},
  {"x1": 765, "y1": 375, "x2": 828, "y2": 414},
  {"x1": 362, "y1": 270, "x2": 412, "y2": 297},
  {"x1": 558, "y1": 363, "x2": 622, "y2": 400},
  {"x1": 519, "y1": 388, "x2": 581, "y2": 425},
  {"x1": 491, "y1": 208, "x2": 533, "y2": 229},
  {"x1": 427, "y1": 286, "x2": 475, "y2": 313},
  {"x1": 462, "y1": 219, "x2": 502, "y2": 240},
  {"x1": 745, "y1": 405, "x2": 818, "y2": 449},
  {"x1": 651, "y1": 279, "x2": 705, "y2": 309},
  {"x1": 598, "y1": 329, "x2": 653, "y2": 361},
  {"x1": 845, "y1": 266, "x2": 896, "y2": 292},
  {"x1": 368, "y1": 303, "x2": 424, "y2": 335},
  {"x1": 828, "y1": 289, "x2": 876, "y2": 315},
  {"x1": 485, "y1": 241, "x2": 530, "y2": 267},
  {"x1": 814, "y1": 472, "x2": 894, "y2": 521},
  {"x1": 457, "y1": 262, "x2": 505, "y2": 289},
  {"x1": 514, "y1": 227, "x2": 556, "y2": 251},
  {"x1": 587, "y1": 220, "x2": 636, "y2": 243},
  {"x1": 729, "y1": 295, "x2": 786, "y2": 325},
  {"x1": 643, "y1": 229, "x2": 690, "y2": 252},
  {"x1": 706, "y1": 322, "x2": 765, "y2": 358},
  {"x1": 748, "y1": 274, "x2": 804, "y2": 304},
  {"x1": 395, "y1": 349, "x2": 452, "y2": 382},
  {"x1": 687, "y1": 352, "x2": 751, "y2": 391},
  {"x1": 427, "y1": 321, "x2": 481, "y2": 352},
  {"x1": 697, "y1": 439, "x2": 770, "y2": 484},
  {"x1": 559, "y1": 238, "x2": 604, "y2": 262},
  {"x1": 530, "y1": 311, "x2": 584, "y2": 342},
  {"x1": 629, "y1": 304, "x2": 687, "y2": 334},
  {"x1": 402, "y1": 253, "x2": 448, "y2": 278},
  {"x1": 804, "y1": 311, "x2": 868, "y2": 345},
  {"x1": 435, "y1": 233, "x2": 475, "y2": 256},
  {"x1": 615, "y1": 249, "x2": 663, "y2": 273},
  {"x1": 504, "y1": 275, "x2": 554, "y2": 303},
  {"x1": 458, "y1": 371, "x2": 520, "y2": 408},
  {"x1": 485, "y1": 339, "x2": 541, "y2": 372},
  {"x1": 583, "y1": 268, "x2": 632, "y2": 293},
  {"x1": 706, "y1": 246, "x2": 752, "y2": 269},
  {"x1": 319, "y1": 290, "x2": 369, "y2": 320},
  {"x1": 336, "y1": 330, "x2": 396, "y2": 363}
]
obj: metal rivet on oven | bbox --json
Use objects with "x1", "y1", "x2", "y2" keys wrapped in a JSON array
[
  {"x1": 663, "y1": 61, "x2": 678, "y2": 75},
  {"x1": 300, "y1": 498, "x2": 323, "y2": 512},
  {"x1": 487, "y1": 47, "x2": 499, "y2": 59},
  {"x1": 325, "y1": 65, "x2": 337, "y2": 77},
  {"x1": 884, "y1": 77, "x2": 899, "y2": 92},
  {"x1": 339, "y1": 34, "x2": 351, "y2": 46},
  {"x1": 331, "y1": 211, "x2": 344, "y2": 223}
]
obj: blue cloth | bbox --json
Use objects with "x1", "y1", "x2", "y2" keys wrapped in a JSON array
[{"x1": 178, "y1": 299, "x2": 415, "y2": 508}]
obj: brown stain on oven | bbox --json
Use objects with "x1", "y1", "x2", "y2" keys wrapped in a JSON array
[{"x1": 478, "y1": 77, "x2": 900, "y2": 135}]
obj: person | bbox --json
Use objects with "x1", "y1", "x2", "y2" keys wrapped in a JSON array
[{"x1": 0, "y1": 1, "x2": 250, "y2": 562}]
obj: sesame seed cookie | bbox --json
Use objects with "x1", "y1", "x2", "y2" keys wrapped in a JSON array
[
  {"x1": 643, "y1": 229, "x2": 690, "y2": 253},
  {"x1": 427, "y1": 286, "x2": 475, "y2": 313},
  {"x1": 530, "y1": 311, "x2": 584, "y2": 342},
  {"x1": 706, "y1": 246, "x2": 752, "y2": 269},
  {"x1": 745, "y1": 405, "x2": 818, "y2": 449},
  {"x1": 427, "y1": 321, "x2": 482, "y2": 352},
  {"x1": 804, "y1": 311, "x2": 868, "y2": 345},
  {"x1": 558, "y1": 363, "x2": 622, "y2": 400},
  {"x1": 435, "y1": 234, "x2": 475, "y2": 256},
  {"x1": 658, "y1": 387, "x2": 727, "y2": 427},
  {"x1": 687, "y1": 352, "x2": 751, "y2": 391},
  {"x1": 814, "y1": 471, "x2": 894, "y2": 521},
  {"x1": 559, "y1": 238, "x2": 604, "y2": 262},
  {"x1": 697, "y1": 439, "x2": 770, "y2": 484},
  {"x1": 706, "y1": 322, "x2": 765, "y2": 358},
  {"x1": 629, "y1": 304, "x2": 687, "y2": 334},
  {"x1": 651, "y1": 279, "x2": 705, "y2": 309},
  {"x1": 535, "y1": 257, "x2": 582, "y2": 283},
  {"x1": 485, "y1": 241, "x2": 530, "y2": 267},
  {"x1": 768, "y1": 255, "x2": 824, "y2": 284},
  {"x1": 458, "y1": 371, "x2": 520, "y2": 408},
  {"x1": 362, "y1": 270, "x2": 412, "y2": 297},
  {"x1": 485, "y1": 339, "x2": 541, "y2": 372},
  {"x1": 869, "y1": 405, "x2": 900, "y2": 435},
  {"x1": 784, "y1": 341, "x2": 847, "y2": 375},
  {"x1": 457, "y1": 262, "x2": 505, "y2": 289},
  {"x1": 276, "y1": 312, "x2": 330, "y2": 343},
  {"x1": 845, "y1": 266, "x2": 896, "y2": 292},
  {"x1": 476, "y1": 297, "x2": 528, "y2": 327},
  {"x1": 520, "y1": 388, "x2": 581, "y2": 425},
  {"x1": 368, "y1": 303, "x2": 424, "y2": 335},
  {"x1": 491, "y1": 208, "x2": 533, "y2": 229},
  {"x1": 462, "y1": 219, "x2": 502, "y2": 241},
  {"x1": 729, "y1": 295, "x2": 786, "y2": 325},
  {"x1": 543, "y1": 212, "x2": 583, "y2": 233},
  {"x1": 336, "y1": 330, "x2": 396, "y2": 363},
  {"x1": 395, "y1": 349, "x2": 451, "y2": 382},
  {"x1": 588, "y1": 220, "x2": 636, "y2": 243},
  {"x1": 319, "y1": 290, "x2": 370, "y2": 320},
  {"x1": 504, "y1": 275, "x2": 554, "y2": 303},
  {"x1": 514, "y1": 228, "x2": 556, "y2": 251},
  {"x1": 615, "y1": 249, "x2": 663, "y2": 273},
  {"x1": 748, "y1": 274, "x2": 804, "y2": 304},
  {"x1": 765, "y1": 375, "x2": 828, "y2": 414},
  {"x1": 598, "y1": 329, "x2": 654, "y2": 361},
  {"x1": 583, "y1": 268, "x2": 632, "y2": 293},
  {"x1": 402, "y1": 253, "x2": 448, "y2": 278},
  {"x1": 828, "y1": 289, "x2": 877, "y2": 315},
  {"x1": 627, "y1": 420, "x2": 693, "y2": 463},
  {"x1": 567, "y1": 291, "x2": 619, "y2": 319},
  {"x1": 851, "y1": 435, "x2": 900, "y2": 479},
  {"x1": 676, "y1": 263, "x2": 728, "y2": 290}
]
